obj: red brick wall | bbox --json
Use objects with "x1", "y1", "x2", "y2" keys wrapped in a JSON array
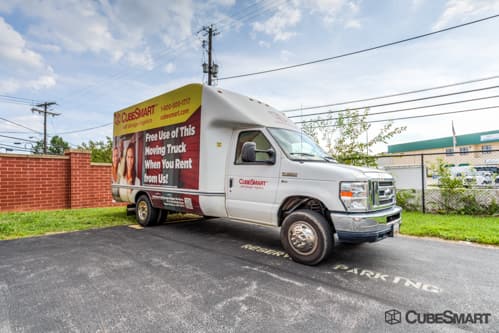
[{"x1": 0, "y1": 150, "x2": 121, "y2": 212}]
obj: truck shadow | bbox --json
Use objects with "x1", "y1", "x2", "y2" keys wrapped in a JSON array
[{"x1": 154, "y1": 217, "x2": 398, "y2": 269}]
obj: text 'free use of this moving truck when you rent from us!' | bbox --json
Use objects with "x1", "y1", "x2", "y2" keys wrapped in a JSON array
[{"x1": 112, "y1": 84, "x2": 402, "y2": 265}]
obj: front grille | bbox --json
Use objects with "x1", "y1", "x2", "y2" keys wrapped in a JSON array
[{"x1": 370, "y1": 180, "x2": 396, "y2": 210}]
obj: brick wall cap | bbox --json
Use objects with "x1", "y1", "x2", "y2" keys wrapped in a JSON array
[
  {"x1": 0, "y1": 153, "x2": 69, "y2": 159},
  {"x1": 65, "y1": 149, "x2": 91, "y2": 154}
]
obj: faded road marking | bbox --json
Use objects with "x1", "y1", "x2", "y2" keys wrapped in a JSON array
[
  {"x1": 0, "y1": 283, "x2": 12, "y2": 333},
  {"x1": 128, "y1": 225, "x2": 144, "y2": 230},
  {"x1": 332, "y1": 264, "x2": 442, "y2": 294},
  {"x1": 241, "y1": 244, "x2": 290, "y2": 258},
  {"x1": 242, "y1": 266, "x2": 305, "y2": 287},
  {"x1": 240, "y1": 243, "x2": 442, "y2": 294}
]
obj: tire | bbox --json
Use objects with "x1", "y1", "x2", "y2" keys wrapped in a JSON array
[
  {"x1": 136, "y1": 194, "x2": 159, "y2": 227},
  {"x1": 280, "y1": 209, "x2": 333, "y2": 265}
]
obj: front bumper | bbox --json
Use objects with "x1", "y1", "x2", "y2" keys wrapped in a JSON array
[{"x1": 331, "y1": 206, "x2": 402, "y2": 243}]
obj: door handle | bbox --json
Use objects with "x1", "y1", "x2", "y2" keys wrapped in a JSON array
[{"x1": 229, "y1": 177, "x2": 233, "y2": 188}]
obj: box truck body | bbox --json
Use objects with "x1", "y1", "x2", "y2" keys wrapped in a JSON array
[{"x1": 112, "y1": 84, "x2": 401, "y2": 265}]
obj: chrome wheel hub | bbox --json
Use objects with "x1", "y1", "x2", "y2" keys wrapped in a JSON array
[
  {"x1": 137, "y1": 201, "x2": 148, "y2": 221},
  {"x1": 288, "y1": 222, "x2": 317, "y2": 255}
]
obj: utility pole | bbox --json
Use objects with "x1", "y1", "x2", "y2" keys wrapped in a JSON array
[
  {"x1": 31, "y1": 102, "x2": 59, "y2": 154},
  {"x1": 200, "y1": 24, "x2": 219, "y2": 85}
]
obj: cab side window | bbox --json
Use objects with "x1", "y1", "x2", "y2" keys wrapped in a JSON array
[{"x1": 235, "y1": 131, "x2": 272, "y2": 164}]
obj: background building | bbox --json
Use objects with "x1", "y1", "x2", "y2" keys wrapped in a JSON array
[{"x1": 384, "y1": 129, "x2": 499, "y2": 167}]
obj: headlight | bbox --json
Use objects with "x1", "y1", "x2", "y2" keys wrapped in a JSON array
[{"x1": 340, "y1": 181, "x2": 369, "y2": 212}]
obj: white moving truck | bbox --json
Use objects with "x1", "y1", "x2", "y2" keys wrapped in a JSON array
[{"x1": 112, "y1": 84, "x2": 401, "y2": 265}]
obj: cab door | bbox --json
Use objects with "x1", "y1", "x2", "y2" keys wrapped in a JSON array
[{"x1": 226, "y1": 129, "x2": 280, "y2": 225}]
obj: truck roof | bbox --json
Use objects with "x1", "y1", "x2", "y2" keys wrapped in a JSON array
[
  {"x1": 202, "y1": 84, "x2": 298, "y2": 130},
  {"x1": 113, "y1": 83, "x2": 298, "y2": 137}
]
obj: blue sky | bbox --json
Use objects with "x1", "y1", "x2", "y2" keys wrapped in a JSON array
[{"x1": 1, "y1": 0, "x2": 499, "y2": 153}]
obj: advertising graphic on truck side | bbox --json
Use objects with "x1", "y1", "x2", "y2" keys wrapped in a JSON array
[{"x1": 112, "y1": 84, "x2": 203, "y2": 214}]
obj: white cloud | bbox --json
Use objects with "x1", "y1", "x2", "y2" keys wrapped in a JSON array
[
  {"x1": 29, "y1": 42, "x2": 62, "y2": 53},
  {"x1": 0, "y1": 17, "x2": 44, "y2": 69},
  {"x1": 164, "y1": 62, "x2": 176, "y2": 74},
  {"x1": 1, "y1": 0, "x2": 198, "y2": 70},
  {"x1": 258, "y1": 40, "x2": 271, "y2": 48},
  {"x1": 252, "y1": 4, "x2": 302, "y2": 41},
  {"x1": 29, "y1": 74, "x2": 57, "y2": 90},
  {"x1": 0, "y1": 75, "x2": 56, "y2": 94},
  {"x1": 212, "y1": 0, "x2": 236, "y2": 6},
  {"x1": 0, "y1": 0, "x2": 18, "y2": 13},
  {"x1": 280, "y1": 50, "x2": 294, "y2": 62},
  {"x1": 0, "y1": 17, "x2": 56, "y2": 93},
  {"x1": 345, "y1": 19, "x2": 361, "y2": 29},
  {"x1": 411, "y1": 0, "x2": 426, "y2": 10},
  {"x1": 251, "y1": 0, "x2": 362, "y2": 41},
  {"x1": 433, "y1": 0, "x2": 499, "y2": 30},
  {"x1": 304, "y1": 0, "x2": 347, "y2": 24},
  {"x1": 126, "y1": 48, "x2": 155, "y2": 71}
]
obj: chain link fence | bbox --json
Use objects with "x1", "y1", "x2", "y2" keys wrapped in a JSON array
[{"x1": 374, "y1": 149, "x2": 499, "y2": 214}]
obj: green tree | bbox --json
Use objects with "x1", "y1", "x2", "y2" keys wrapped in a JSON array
[
  {"x1": 78, "y1": 137, "x2": 113, "y2": 163},
  {"x1": 302, "y1": 109, "x2": 406, "y2": 166},
  {"x1": 33, "y1": 135, "x2": 70, "y2": 155}
]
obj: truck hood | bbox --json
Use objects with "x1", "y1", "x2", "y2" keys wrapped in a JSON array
[{"x1": 281, "y1": 160, "x2": 393, "y2": 182}]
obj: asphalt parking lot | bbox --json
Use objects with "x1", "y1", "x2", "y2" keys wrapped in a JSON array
[{"x1": 0, "y1": 218, "x2": 497, "y2": 332}]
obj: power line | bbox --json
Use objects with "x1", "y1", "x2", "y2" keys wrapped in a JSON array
[
  {"x1": 0, "y1": 143, "x2": 34, "y2": 153},
  {"x1": 0, "y1": 99, "x2": 35, "y2": 106},
  {"x1": 0, "y1": 95, "x2": 40, "y2": 102},
  {"x1": 295, "y1": 95, "x2": 499, "y2": 124},
  {"x1": 0, "y1": 134, "x2": 38, "y2": 143},
  {"x1": 300, "y1": 105, "x2": 499, "y2": 128},
  {"x1": 282, "y1": 74, "x2": 499, "y2": 112},
  {"x1": 0, "y1": 131, "x2": 32, "y2": 134},
  {"x1": 289, "y1": 85, "x2": 499, "y2": 119},
  {"x1": 0, "y1": 116, "x2": 41, "y2": 134},
  {"x1": 219, "y1": 14, "x2": 499, "y2": 81},
  {"x1": 55, "y1": 122, "x2": 112, "y2": 135}
]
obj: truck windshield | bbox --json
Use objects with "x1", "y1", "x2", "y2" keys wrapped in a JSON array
[{"x1": 268, "y1": 128, "x2": 335, "y2": 162}]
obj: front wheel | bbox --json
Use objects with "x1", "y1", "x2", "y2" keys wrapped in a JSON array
[
  {"x1": 280, "y1": 210, "x2": 333, "y2": 265},
  {"x1": 136, "y1": 194, "x2": 158, "y2": 227}
]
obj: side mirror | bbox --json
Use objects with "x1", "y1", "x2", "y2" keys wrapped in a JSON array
[
  {"x1": 241, "y1": 142, "x2": 275, "y2": 164},
  {"x1": 241, "y1": 142, "x2": 256, "y2": 162}
]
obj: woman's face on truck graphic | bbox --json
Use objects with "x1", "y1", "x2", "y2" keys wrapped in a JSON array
[
  {"x1": 112, "y1": 147, "x2": 119, "y2": 166},
  {"x1": 126, "y1": 147, "x2": 134, "y2": 175}
]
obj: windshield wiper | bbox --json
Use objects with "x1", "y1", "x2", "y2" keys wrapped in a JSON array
[
  {"x1": 290, "y1": 152, "x2": 316, "y2": 157},
  {"x1": 290, "y1": 152, "x2": 335, "y2": 162}
]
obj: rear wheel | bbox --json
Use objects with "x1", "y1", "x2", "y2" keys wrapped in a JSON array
[
  {"x1": 136, "y1": 194, "x2": 158, "y2": 227},
  {"x1": 280, "y1": 210, "x2": 333, "y2": 265}
]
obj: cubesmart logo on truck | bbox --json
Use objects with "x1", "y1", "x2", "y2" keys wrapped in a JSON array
[
  {"x1": 113, "y1": 84, "x2": 202, "y2": 137},
  {"x1": 239, "y1": 178, "x2": 268, "y2": 189}
]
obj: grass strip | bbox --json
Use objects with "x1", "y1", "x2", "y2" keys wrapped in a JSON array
[
  {"x1": 400, "y1": 211, "x2": 499, "y2": 245},
  {"x1": 0, "y1": 207, "x2": 135, "y2": 240}
]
